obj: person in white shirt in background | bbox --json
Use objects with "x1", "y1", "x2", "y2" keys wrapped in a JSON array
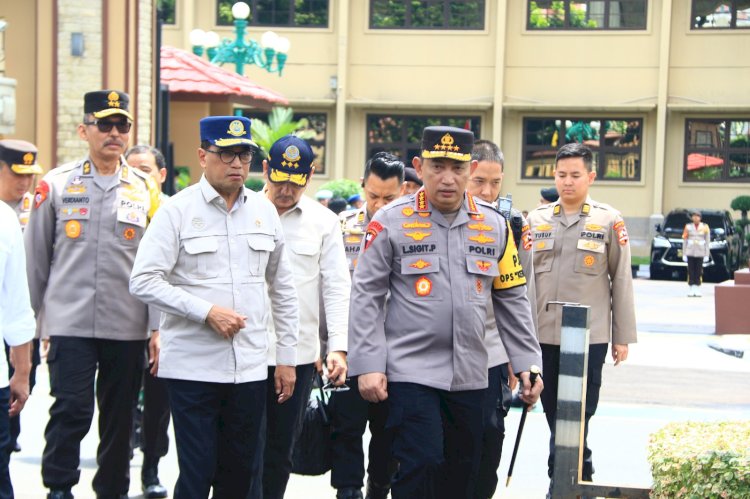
[
  {"x1": 0, "y1": 202, "x2": 34, "y2": 497},
  {"x1": 255, "y1": 135, "x2": 351, "y2": 499}
]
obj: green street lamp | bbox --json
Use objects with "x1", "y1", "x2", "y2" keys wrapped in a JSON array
[{"x1": 189, "y1": 1, "x2": 290, "y2": 76}]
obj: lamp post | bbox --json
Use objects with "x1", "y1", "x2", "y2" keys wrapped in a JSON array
[{"x1": 189, "y1": 1, "x2": 290, "y2": 76}]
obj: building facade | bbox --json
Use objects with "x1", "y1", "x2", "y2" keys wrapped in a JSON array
[
  {"x1": 1, "y1": 1, "x2": 748, "y2": 253},
  {"x1": 0, "y1": 0, "x2": 156, "y2": 166}
]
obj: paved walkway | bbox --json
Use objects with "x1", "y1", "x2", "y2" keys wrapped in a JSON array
[{"x1": 9, "y1": 278, "x2": 750, "y2": 498}]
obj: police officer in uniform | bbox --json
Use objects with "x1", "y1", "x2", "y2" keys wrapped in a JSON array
[
  {"x1": 682, "y1": 210, "x2": 710, "y2": 297},
  {"x1": 468, "y1": 139, "x2": 537, "y2": 499},
  {"x1": 24, "y1": 90, "x2": 161, "y2": 499},
  {"x1": 526, "y1": 143, "x2": 636, "y2": 493},
  {"x1": 0, "y1": 140, "x2": 43, "y2": 230},
  {"x1": 349, "y1": 126, "x2": 543, "y2": 499},
  {"x1": 332, "y1": 152, "x2": 405, "y2": 499},
  {"x1": 0, "y1": 140, "x2": 43, "y2": 454}
]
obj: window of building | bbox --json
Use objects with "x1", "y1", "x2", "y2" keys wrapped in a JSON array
[
  {"x1": 238, "y1": 110, "x2": 328, "y2": 175},
  {"x1": 370, "y1": 1, "x2": 485, "y2": 30},
  {"x1": 692, "y1": 1, "x2": 750, "y2": 29},
  {"x1": 217, "y1": 0, "x2": 329, "y2": 28},
  {"x1": 684, "y1": 119, "x2": 750, "y2": 182},
  {"x1": 366, "y1": 114, "x2": 481, "y2": 163},
  {"x1": 527, "y1": 0, "x2": 647, "y2": 30},
  {"x1": 157, "y1": 0, "x2": 176, "y2": 25},
  {"x1": 522, "y1": 117, "x2": 642, "y2": 180}
]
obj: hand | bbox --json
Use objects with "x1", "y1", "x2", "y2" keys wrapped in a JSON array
[
  {"x1": 314, "y1": 358, "x2": 324, "y2": 376},
  {"x1": 507, "y1": 364, "x2": 519, "y2": 392},
  {"x1": 612, "y1": 344, "x2": 629, "y2": 366},
  {"x1": 358, "y1": 372, "x2": 388, "y2": 403},
  {"x1": 274, "y1": 365, "x2": 296, "y2": 404},
  {"x1": 703, "y1": 255, "x2": 710, "y2": 263},
  {"x1": 205, "y1": 305, "x2": 247, "y2": 340},
  {"x1": 8, "y1": 374, "x2": 30, "y2": 418},
  {"x1": 148, "y1": 330, "x2": 161, "y2": 376},
  {"x1": 326, "y1": 351, "x2": 348, "y2": 386},
  {"x1": 682, "y1": 255, "x2": 688, "y2": 263},
  {"x1": 518, "y1": 370, "x2": 544, "y2": 407},
  {"x1": 40, "y1": 339, "x2": 50, "y2": 360}
]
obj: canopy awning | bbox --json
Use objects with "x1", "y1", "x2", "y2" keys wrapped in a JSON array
[
  {"x1": 160, "y1": 45, "x2": 288, "y2": 109},
  {"x1": 687, "y1": 153, "x2": 724, "y2": 171}
]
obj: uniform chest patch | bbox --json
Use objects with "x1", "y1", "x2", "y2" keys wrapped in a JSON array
[{"x1": 415, "y1": 277, "x2": 432, "y2": 297}]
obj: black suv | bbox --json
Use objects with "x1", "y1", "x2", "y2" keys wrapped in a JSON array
[{"x1": 650, "y1": 209, "x2": 742, "y2": 282}]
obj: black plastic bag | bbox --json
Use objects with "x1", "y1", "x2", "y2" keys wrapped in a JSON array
[{"x1": 291, "y1": 373, "x2": 332, "y2": 476}]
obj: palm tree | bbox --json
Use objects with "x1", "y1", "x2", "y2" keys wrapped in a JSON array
[{"x1": 250, "y1": 107, "x2": 315, "y2": 158}]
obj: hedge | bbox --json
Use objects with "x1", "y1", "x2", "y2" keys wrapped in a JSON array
[{"x1": 648, "y1": 420, "x2": 750, "y2": 498}]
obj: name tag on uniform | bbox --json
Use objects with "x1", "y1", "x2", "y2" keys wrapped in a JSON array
[
  {"x1": 117, "y1": 207, "x2": 147, "y2": 228},
  {"x1": 577, "y1": 239, "x2": 605, "y2": 253}
]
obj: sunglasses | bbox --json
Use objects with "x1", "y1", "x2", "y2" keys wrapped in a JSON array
[
  {"x1": 84, "y1": 120, "x2": 132, "y2": 134},
  {"x1": 204, "y1": 149, "x2": 253, "y2": 165}
]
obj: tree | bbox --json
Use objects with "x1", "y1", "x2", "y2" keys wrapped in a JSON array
[{"x1": 250, "y1": 107, "x2": 316, "y2": 159}]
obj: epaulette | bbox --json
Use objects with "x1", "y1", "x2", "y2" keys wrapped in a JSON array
[
  {"x1": 45, "y1": 161, "x2": 79, "y2": 179},
  {"x1": 381, "y1": 195, "x2": 413, "y2": 213},
  {"x1": 339, "y1": 207, "x2": 360, "y2": 222}
]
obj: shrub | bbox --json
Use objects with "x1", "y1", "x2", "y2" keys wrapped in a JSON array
[
  {"x1": 648, "y1": 421, "x2": 750, "y2": 498},
  {"x1": 317, "y1": 179, "x2": 361, "y2": 200}
]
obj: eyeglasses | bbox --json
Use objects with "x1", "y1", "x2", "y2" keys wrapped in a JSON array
[
  {"x1": 322, "y1": 381, "x2": 351, "y2": 393},
  {"x1": 204, "y1": 149, "x2": 253, "y2": 165},
  {"x1": 83, "y1": 120, "x2": 132, "y2": 134}
]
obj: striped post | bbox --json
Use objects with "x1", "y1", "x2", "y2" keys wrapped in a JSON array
[{"x1": 550, "y1": 304, "x2": 649, "y2": 499}]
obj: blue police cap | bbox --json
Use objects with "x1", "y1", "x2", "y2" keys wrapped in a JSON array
[
  {"x1": 199, "y1": 116, "x2": 257, "y2": 148},
  {"x1": 267, "y1": 135, "x2": 314, "y2": 187}
]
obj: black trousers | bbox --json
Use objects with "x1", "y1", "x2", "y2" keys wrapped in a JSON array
[
  {"x1": 475, "y1": 363, "x2": 512, "y2": 499},
  {"x1": 0, "y1": 387, "x2": 12, "y2": 499},
  {"x1": 329, "y1": 374, "x2": 393, "y2": 490},
  {"x1": 5, "y1": 338, "x2": 40, "y2": 451},
  {"x1": 387, "y1": 382, "x2": 484, "y2": 499},
  {"x1": 540, "y1": 343, "x2": 608, "y2": 480},
  {"x1": 42, "y1": 337, "x2": 146, "y2": 495},
  {"x1": 252, "y1": 363, "x2": 316, "y2": 499},
  {"x1": 167, "y1": 378, "x2": 266, "y2": 499},
  {"x1": 141, "y1": 368, "x2": 171, "y2": 459},
  {"x1": 686, "y1": 256, "x2": 704, "y2": 286}
]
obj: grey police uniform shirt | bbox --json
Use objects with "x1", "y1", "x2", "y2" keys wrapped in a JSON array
[
  {"x1": 129, "y1": 175, "x2": 299, "y2": 383},
  {"x1": 484, "y1": 207, "x2": 538, "y2": 370},
  {"x1": 24, "y1": 157, "x2": 159, "y2": 340},
  {"x1": 527, "y1": 198, "x2": 637, "y2": 346},
  {"x1": 340, "y1": 204, "x2": 369, "y2": 273},
  {"x1": 10, "y1": 192, "x2": 33, "y2": 231},
  {"x1": 348, "y1": 190, "x2": 542, "y2": 392}
]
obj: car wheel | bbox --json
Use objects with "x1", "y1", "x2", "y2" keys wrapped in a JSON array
[
  {"x1": 649, "y1": 263, "x2": 668, "y2": 280},
  {"x1": 706, "y1": 254, "x2": 731, "y2": 283}
]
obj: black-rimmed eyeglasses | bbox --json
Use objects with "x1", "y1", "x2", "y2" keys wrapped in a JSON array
[
  {"x1": 204, "y1": 149, "x2": 253, "y2": 165},
  {"x1": 83, "y1": 120, "x2": 132, "y2": 134}
]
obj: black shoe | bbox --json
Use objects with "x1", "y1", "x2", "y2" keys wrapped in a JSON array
[
  {"x1": 142, "y1": 464, "x2": 168, "y2": 498},
  {"x1": 143, "y1": 483, "x2": 168, "y2": 499},
  {"x1": 336, "y1": 487, "x2": 364, "y2": 499},
  {"x1": 365, "y1": 477, "x2": 390, "y2": 499},
  {"x1": 47, "y1": 490, "x2": 74, "y2": 499}
]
